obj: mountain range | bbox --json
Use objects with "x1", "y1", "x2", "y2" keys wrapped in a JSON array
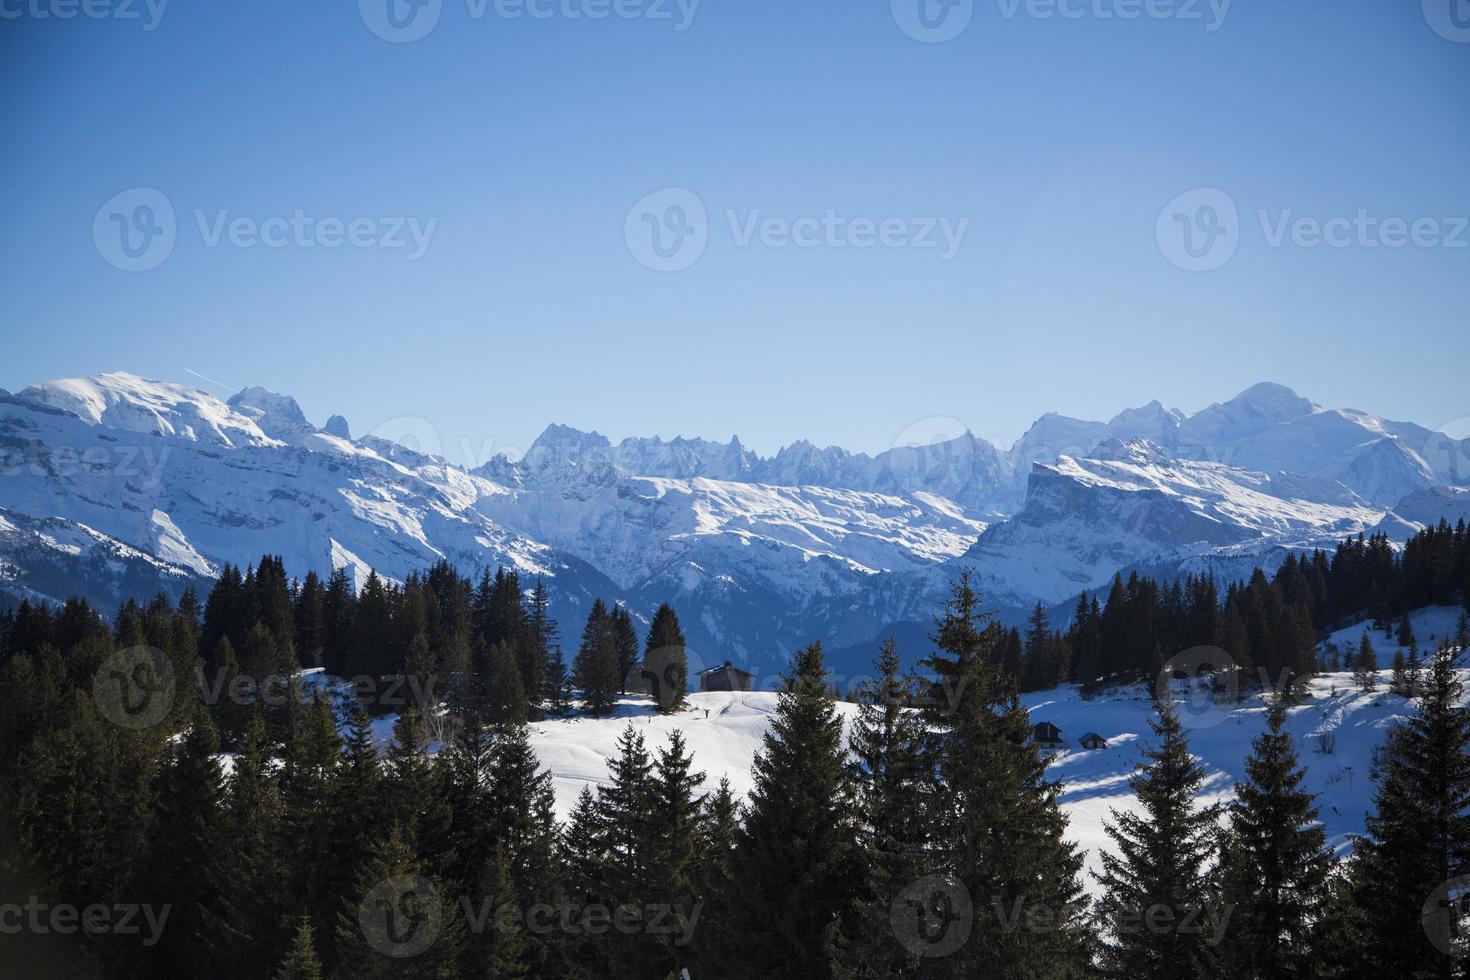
[{"x1": 2, "y1": 371, "x2": 1467, "y2": 677}]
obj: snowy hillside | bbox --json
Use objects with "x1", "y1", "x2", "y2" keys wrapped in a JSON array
[
  {"x1": 520, "y1": 606, "x2": 1468, "y2": 894},
  {"x1": 2, "y1": 371, "x2": 1468, "y2": 675}
]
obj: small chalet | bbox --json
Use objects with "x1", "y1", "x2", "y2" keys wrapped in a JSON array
[
  {"x1": 698, "y1": 660, "x2": 753, "y2": 693},
  {"x1": 1079, "y1": 732, "x2": 1108, "y2": 750},
  {"x1": 1031, "y1": 721, "x2": 1066, "y2": 750}
]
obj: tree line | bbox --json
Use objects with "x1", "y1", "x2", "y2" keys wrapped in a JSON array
[{"x1": 0, "y1": 523, "x2": 1467, "y2": 978}]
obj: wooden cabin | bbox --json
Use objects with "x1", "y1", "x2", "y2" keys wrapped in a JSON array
[
  {"x1": 1080, "y1": 732, "x2": 1108, "y2": 750},
  {"x1": 698, "y1": 660, "x2": 753, "y2": 693},
  {"x1": 1031, "y1": 721, "x2": 1066, "y2": 750}
]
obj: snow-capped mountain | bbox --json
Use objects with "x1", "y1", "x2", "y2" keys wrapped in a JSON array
[{"x1": 1, "y1": 372, "x2": 1466, "y2": 676}]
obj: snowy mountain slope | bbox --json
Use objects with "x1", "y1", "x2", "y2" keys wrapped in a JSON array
[
  {"x1": 519, "y1": 607, "x2": 1467, "y2": 894},
  {"x1": 2, "y1": 372, "x2": 1466, "y2": 677}
]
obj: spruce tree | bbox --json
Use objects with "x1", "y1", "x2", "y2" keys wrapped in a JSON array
[
  {"x1": 461, "y1": 843, "x2": 530, "y2": 979},
  {"x1": 1095, "y1": 702, "x2": 1221, "y2": 980},
  {"x1": 573, "y1": 600, "x2": 619, "y2": 716},
  {"x1": 646, "y1": 729, "x2": 705, "y2": 976},
  {"x1": 1352, "y1": 633, "x2": 1378, "y2": 693},
  {"x1": 332, "y1": 824, "x2": 465, "y2": 980},
  {"x1": 1217, "y1": 699, "x2": 1332, "y2": 980},
  {"x1": 919, "y1": 570, "x2": 1091, "y2": 979},
  {"x1": 208, "y1": 710, "x2": 289, "y2": 977},
  {"x1": 147, "y1": 702, "x2": 228, "y2": 977},
  {"x1": 728, "y1": 642, "x2": 854, "y2": 979},
  {"x1": 610, "y1": 604, "x2": 641, "y2": 696},
  {"x1": 274, "y1": 917, "x2": 325, "y2": 980},
  {"x1": 1353, "y1": 641, "x2": 1470, "y2": 979},
  {"x1": 839, "y1": 637, "x2": 930, "y2": 977},
  {"x1": 642, "y1": 602, "x2": 689, "y2": 712}
]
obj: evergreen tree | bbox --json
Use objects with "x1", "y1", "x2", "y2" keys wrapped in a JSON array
[
  {"x1": 1217, "y1": 699, "x2": 1332, "y2": 980},
  {"x1": 642, "y1": 602, "x2": 689, "y2": 712},
  {"x1": 147, "y1": 702, "x2": 228, "y2": 977},
  {"x1": 839, "y1": 637, "x2": 930, "y2": 977},
  {"x1": 1352, "y1": 633, "x2": 1378, "y2": 693},
  {"x1": 544, "y1": 645, "x2": 572, "y2": 716},
  {"x1": 920, "y1": 570, "x2": 1092, "y2": 979},
  {"x1": 1352, "y1": 641, "x2": 1470, "y2": 979},
  {"x1": 274, "y1": 917, "x2": 325, "y2": 980},
  {"x1": 728, "y1": 642, "x2": 854, "y2": 979},
  {"x1": 573, "y1": 600, "x2": 619, "y2": 716},
  {"x1": 646, "y1": 729, "x2": 705, "y2": 977},
  {"x1": 461, "y1": 843, "x2": 530, "y2": 979},
  {"x1": 610, "y1": 604, "x2": 641, "y2": 696},
  {"x1": 1095, "y1": 703, "x2": 1221, "y2": 980},
  {"x1": 332, "y1": 824, "x2": 465, "y2": 980},
  {"x1": 208, "y1": 710, "x2": 289, "y2": 977}
]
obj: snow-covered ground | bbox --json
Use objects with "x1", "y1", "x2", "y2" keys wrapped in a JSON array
[{"x1": 522, "y1": 605, "x2": 1467, "y2": 893}]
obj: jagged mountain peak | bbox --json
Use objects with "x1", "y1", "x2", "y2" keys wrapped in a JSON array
[{"x1": 227, "y1": 384, "x2": 315, "y2": 439}]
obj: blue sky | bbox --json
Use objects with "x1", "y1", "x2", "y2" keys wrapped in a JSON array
[{"x1": 3, "y1": 0, "x2": 1467, "y2": 464}]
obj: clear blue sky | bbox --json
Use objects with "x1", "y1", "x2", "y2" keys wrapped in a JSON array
[{"x1": 3, "y1": 0, "x2": 1467, "y2": 464}]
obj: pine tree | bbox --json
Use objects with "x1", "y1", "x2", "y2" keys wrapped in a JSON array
[
  {"x1": 838, "y1": 637, "x2": 929, "y2": 977},
  {"x1": 280, "y1": 693, "x2": 342, "y2": 934},
  {"x1": 728, "y1": 642, "x2": 854, "y2": 979},
  {"x1": 1216, "y1": 699, "x2": 1332, "y2": 980},
  {"x1": 332, "y1": 824, "x2": 465, "y2": 980},
  {"x1": 610, "y1": 604, "x2": 641, "y2": 696},
  {"x1": 646, "y1": 729, "x2": 705, "y2": 977},
  {"x1": 1352, "y1": 641, "x2": 1470, "y2": 979},
  {"x1": 1095, "y1": 703, "x2": 1221, "y2": 980},
  {"x1": 461, "y1": 843, "x2": 530, "y2": 979},
  {"x1": 920, "y1": 570, "x2": 1091, "y2": 979},
  {"x1": 1352, "y1": 633, "x2": 1378, "y2": 693},
  {"x1": 573, "y1": 600, "x2": 619, "y2": 716},
  {"x1": 274, "y1": 917, "x2": 325, "y2": 980},
  {"x1": 382, "y1": 708, "x2": 452, "y2": 862},
  {"x1": 691, "y1": 777, "x2": 739, "y2": 976},
  {"x1": 544, "y1": 645, "x2": 572, "y2": 716},
  {"x1": 642, "y1": 602, "x2": 689, "y2": 712},
  {"x1": 207, "y1": 710, "x2": 289, "y2": 976},
  {"x1": 1391, "y1": 649, "x2": 1413, "y2": 697},
  {"x1": 147, "y1": 702, "x2": 228, "y2": 977}
]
